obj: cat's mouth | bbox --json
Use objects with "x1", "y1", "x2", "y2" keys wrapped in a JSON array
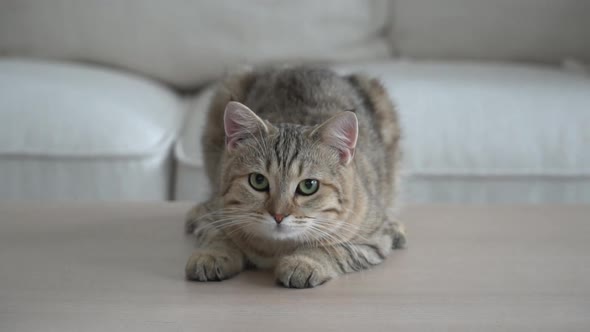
[
  {"x1": 273, "y1": 223, "x2": 297, "y2": 234},
  {"x1": 270, "y1": 223, "x2": 301, "y2": 236},
  {"x1": 250, "y1": 217, "x2": 307, "y2": 241}
]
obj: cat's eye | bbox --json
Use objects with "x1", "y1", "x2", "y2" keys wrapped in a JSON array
[
  {"x1": 249, "y1": 173, "x2": 269, "y2": 191},
  {"x1": 296, "y1": 179, "x2": 319, "y2": 196}
]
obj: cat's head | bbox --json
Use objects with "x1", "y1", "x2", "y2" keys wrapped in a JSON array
[{"x1": 219, "y1": 101, "x2": 358, "y2": 243}]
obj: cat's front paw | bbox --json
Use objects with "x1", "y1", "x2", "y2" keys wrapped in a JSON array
[
  {"x1": 391, "y1": 222, "x2": 407, "y2": 249},
  {"x1": 185, "y1": 249, "x2": 243, "y2": 282},
  {"x1": 275, "y1": 255, "x2": 334, "y2": 289},
  {"x1": 383, "y1": 221, "x2": 407, "y2": 249}
]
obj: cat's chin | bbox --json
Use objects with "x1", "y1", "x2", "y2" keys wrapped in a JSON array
[{"x1": 249, "y1": 222, "x2": 307, "y2": 242}]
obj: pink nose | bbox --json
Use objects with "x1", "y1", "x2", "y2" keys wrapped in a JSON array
[{"x1": 273, "y1": 214, "x2": 285, "y2": 224}]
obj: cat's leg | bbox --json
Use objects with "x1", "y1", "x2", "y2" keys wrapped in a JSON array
[
  {"x1": 185, "y1": 198, "x2": 247, "y2": 281},
  {"x1": 185, "y1": 222, "x2": 246, "y2": 281},
  {"x1": 275, "y1": 230, "x2": 397, "y2": 288},
  {"x1": 184, "y1": 198, "x2": 223, "y2": 234}
]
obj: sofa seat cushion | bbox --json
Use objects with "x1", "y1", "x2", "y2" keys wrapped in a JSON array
[
  {"x1": 0, "y1": 59, "x2": 184, "y2": 200},
  {"x1": 175, "y1": 61, "x2": 590, "y2": 203}
]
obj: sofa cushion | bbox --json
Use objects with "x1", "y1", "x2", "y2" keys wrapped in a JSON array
[
  {"x1": 0, "y1": 59, "x2": 183, "y2": 156},
  {"x1": 175, "y1": 90, "x2": 214, "y2": 201},
  {"x1": 0, "y1": 0, "x2": 390, "y2": 88},
  {"x1": 175, "y1": 61, "x2": 590, "y2": 203},
  {"x1": 336, "y1": 60, "x2": 590, "y2": 177},
  {"x1": 390, "y1": 0, "x2": 590, "y2": 63},
  {"x1": 0, "y1": 59, "x2": 185, "y2": 200}
]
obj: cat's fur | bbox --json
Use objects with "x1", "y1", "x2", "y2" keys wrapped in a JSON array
[{"x1": 185, "y1": 66, "x2": 406, "y2": 288}]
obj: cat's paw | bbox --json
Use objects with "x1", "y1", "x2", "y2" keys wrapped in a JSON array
[
  {"x1": 185, "y1": 249, "x2": 243, "y2": 281},
  {"x1": 384, "y1": 221, "x2": 407, "y2": 249},
  {"x1": 391, "y1": 222, "x2": 407, "y2": 249},
  {"x1": 275, "y1": 255, "x2": 334, "y2": 289}
]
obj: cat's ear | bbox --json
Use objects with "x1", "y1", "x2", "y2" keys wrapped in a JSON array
[
  {"x1": 313, "y1": 111, "x2": 358, "y2": 165},
  {"x1": 224, "y1": 101, "x2": 269, "y2": 151}
]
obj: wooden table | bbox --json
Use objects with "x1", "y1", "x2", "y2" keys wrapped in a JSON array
[{"x1": 0, "y1": 204, "x2": 588, "y2": 331}]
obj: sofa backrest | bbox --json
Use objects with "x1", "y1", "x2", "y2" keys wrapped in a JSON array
[
  {"x1": 390, "y1": 0, "x2": 590, "y2": 63},
  {"x1": 0, "y1": 0, "x2": 391, "y2": 88},
  {"x1": 1, "y1": 1, "x2": 588, "y2": 88}
]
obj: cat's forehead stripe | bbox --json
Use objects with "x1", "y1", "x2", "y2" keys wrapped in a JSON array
[{"x1": 272, "y1": 126, "x2": 305, "y2": 173}]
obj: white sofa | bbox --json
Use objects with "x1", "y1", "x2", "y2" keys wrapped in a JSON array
[{"x1": 1, "y1": 1, "x2": 589, "y2": 203}]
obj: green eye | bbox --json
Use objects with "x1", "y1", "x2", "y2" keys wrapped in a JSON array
[
  {"x1": 249, "y1": 173, "x2": 269, "y2": 191},
  {"x1": 297, "y1": 179, "x2": 319, "y2": 196}
]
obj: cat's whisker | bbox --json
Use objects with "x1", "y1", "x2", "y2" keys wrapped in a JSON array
[
  {"x1": 312, "y1": 221, "x2": 362, "y2": 236},
  {"x1": 308, "y1": 222, "x2": 366, "y2": 256},
  {"x1": 311, "y1": 217, "x2": 370, "y2": 234},
  {"x1": 306, "y1": 224, "x2": 345, "y2": 247},
  {"x1": 309, "y1": 218, "x2": 371, "y2": 243},
  {"x1": 188, "y1": 208, "x2": 230, "y2": 223},
  {"x1": 224, "y1": 223, "x2": 256, "y2": 238},
  {"x1": 198, "y1": 215, "x2": 257, "y2": 226},
  {"x1": 314, "y1": 227, "x2": 360, "y2": 260},
  {"x1": 314, "y1": 228, "x2": 364, "y2": 260},
  {"x1": 196, "y1": 217, "x2": 260, "y2": 233},
  {"x1": 188, "y1": 206, "x2": 258, "y2": 224},
  {"x1": 314, "y1": 222, "x2": 367, "y2": 239},
  {"x1": 214, "y1": 219, "x2": 256, "y2": 229},
  {"x1": 306, "y1": 225, "x2": 353, "y2": 263},
  {"x1": 211, "y1": 217, "x2": 260, "y2": 228}
]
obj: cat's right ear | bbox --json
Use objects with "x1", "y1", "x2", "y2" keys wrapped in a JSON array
[{"x1": 224, "y1": 101, "x2": 269, "y2": 151}]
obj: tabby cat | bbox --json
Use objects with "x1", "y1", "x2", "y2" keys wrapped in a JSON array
[{"x1": 185, "y1": 66, "x2": 406, "y2": 288}]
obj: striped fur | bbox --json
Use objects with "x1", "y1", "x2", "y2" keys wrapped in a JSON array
[{"x1": 185, "y1": 66, "x2": 406, "y2": 288}]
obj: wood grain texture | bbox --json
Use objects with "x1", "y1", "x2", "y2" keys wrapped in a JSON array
[{"x1": 0, "y1": 204, "x2": 589, "y2": 331}]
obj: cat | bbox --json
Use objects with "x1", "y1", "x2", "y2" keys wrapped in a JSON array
[{"x1": 184, "y1": 66, "x2": 406, "y2": 288}]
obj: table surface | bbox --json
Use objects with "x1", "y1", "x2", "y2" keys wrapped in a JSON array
[{"x1": 0, "y1": 203, "x2": 588, "y2": 331}]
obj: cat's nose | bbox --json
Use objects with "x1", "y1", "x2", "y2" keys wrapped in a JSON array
[{"x1": 273, "y1": 214, "x2": 287, "y2": 224}]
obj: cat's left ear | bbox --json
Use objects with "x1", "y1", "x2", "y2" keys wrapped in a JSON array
[
  {"x1": 312, "y1": 111, "x2": 358, "y2": 165},
  {"x1": 224, "y1": 101, "x2": 269, "y2": 152}
]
